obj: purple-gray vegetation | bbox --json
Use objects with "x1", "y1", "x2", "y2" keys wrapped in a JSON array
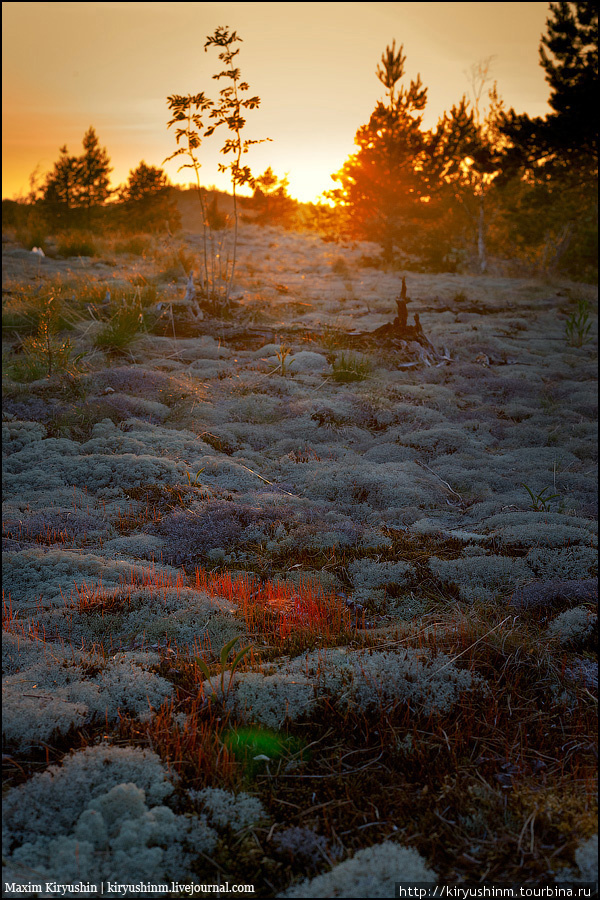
[
  {"x1": 3, "y1": 396, "x2": 67, "y2": 423},
  {"x1": 87, "y1": 392, "x2": 168, "y2": 424},
  {"x1": 271, "y1": 826, "x2": 331, "y2": 871},
  {"x1": 91, "y1": 366, "x2": 186, "y2": 403},
  {"x1": 510, "y1": 578, "x2": 598, "y2": 611},
  {"x1": 151, "y1": 500, "x2": 284, "y2": 565},
  {"x1": 3, "y1": 509, "x2": 108, "y2": 550}
]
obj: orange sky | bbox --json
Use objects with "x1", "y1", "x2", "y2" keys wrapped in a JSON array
[{"x1": 2, "y1": 1, "x2": 553, "y2": 203}]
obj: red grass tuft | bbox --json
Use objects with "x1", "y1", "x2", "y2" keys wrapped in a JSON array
[{"x1": 194, "y1": 566, "x2": 357, "y2": 646}]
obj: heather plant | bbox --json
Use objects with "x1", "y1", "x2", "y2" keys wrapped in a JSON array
[
  {"x1": 271, "y1": 826, "x2": 332, "y2": 873},
  {"x1": 165, "y1": 26, "x2": 267, "y2": 311},
  {"x1": 152, "y1": 500, "x2": 283, "y2": 565},
  {"x1": 1, "y1": 392, "x2": 64, "y2": 423},
  {"x1": 91, "y1": 364, "x2": 185, "y2": 401},
  {"x1": 3, "y1": 509, "x2": 107, "y2": 548}
]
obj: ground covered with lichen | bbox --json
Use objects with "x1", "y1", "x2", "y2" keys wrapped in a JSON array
[{"x1": 2, "y1": 222, "x2": 598, "y2": 896}]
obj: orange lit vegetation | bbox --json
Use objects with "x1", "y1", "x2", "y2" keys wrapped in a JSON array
[
  {"x1": 194, "y1": 566, "x2": 359, "y2": 652},
  {"x1": 3, "y1": 562, "x2": 358, "y2": 657}
]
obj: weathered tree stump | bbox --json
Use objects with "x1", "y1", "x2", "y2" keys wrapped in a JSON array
[{"x1": 346, "y1": 277, "x2": 449, "y2": 367}]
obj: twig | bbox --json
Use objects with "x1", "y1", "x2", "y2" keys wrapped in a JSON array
[
  {"x1": 420, "y1": 616, "x2": 512, "y2": 682},
  {"x1": 416, "y1": 461, "x2": 464, "y2": 501},
  {"x1": 237, "y1": 463, "x2": 301, "y2": 499},
  {"x1": 265, "y1": 751, "x2": 385, "y2": 778}
]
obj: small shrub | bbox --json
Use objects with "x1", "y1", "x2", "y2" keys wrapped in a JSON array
[
  {"x1": 3, "y1": 509, "x2": 106, "y2": 547},
  {"x1": 91, "y1": 365, "x2": 184, "y2": 401},
  {"x1": 3, "y1": 289, "x2": 80, "y2": 336},
  {"x1": 330, "y1": 352, "x2": 372, "y2": 383},
  {"x1": 20, "y1": 295, "x2": 75, "y2": 378},
  {"x1": 153, "y1": 501, "x2": 282, "y2": 565},
  {"x1": 510, "y1": 578, "x2": 598, "y2": 611},
  {"x1": 15, "y1": 222, "x2": 50, "y2": 253},
  {"x1": 94, "y1": 304, "x2": 143, "y2": 351},
  {"x1": 3, "y1": 350, "x2": 48, "y2": 382},
  {"x1": 112, "y1": 234, "x2": 153, "y2": 256},
  {"x1": 271, "y1": 826, "x2": 331, "y2": 872},
  {"x1": 56, "y1": 231, "x2": 97, "y2": 258},
  {"x1": 153, "y1": 244, "x2": 195, "y2": 283}
]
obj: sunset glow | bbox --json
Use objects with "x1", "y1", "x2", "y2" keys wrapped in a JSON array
[{"x1": 2, "y1": 1, "x2": 552, "y2": 203}]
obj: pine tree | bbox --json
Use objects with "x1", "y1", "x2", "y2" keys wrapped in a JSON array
[
  {"x1": 118, "y1": 162, "x2": 180, "y2": 232},
  {"x1": 540, "y1": 1, "x2": 597, "y2": 161},
  {"x1": 497, "y1": 2, "x2": 597, "y2": 278},
  {"x1": 329, "y1": 41, "x2": 429, "y2": 261},
  {"x1": 41, "y1": 128, "x2": 112, "y2": 229},
  {"x1": 426, "y1": 62, "x2": 507, "y2": 273},
  {"x1": 251, "y1": 167, "x2": 297, "y2": 227},
  {"x1": 42, "y1": 146, "x2": 81, "y2": 225},
  {"x1": 502, "y1": 2, "x2": 598, "y2": 173},
  {"x1": 78, "y1": 127, "x2": 112, "y2": 224}
]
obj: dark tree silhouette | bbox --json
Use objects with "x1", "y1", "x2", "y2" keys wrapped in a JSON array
[
  {"x1": 502, "y1": 2, "x2": 598, "y2": 173},
  {"x1": 79, "y1": 127, "x2": 112, "y2": 223},
  {"x1": 41, "y1": 128, "x2": 112, "y2": 228},
  {"x1": 496, "y1": 2, "x2": 598, "y2": 278},
  {"x1": 251, "y1": 167, "x2": 297, "y2": 227},
  {"x1": 118, "y1": 162, "x2": 180, "y2": 232},
  {"x1": 120, "y1": 161, "x2": 170, "y2": 202},
  {"x1": 41, "y1": 146, "x2": 82, "y2": 224},
  {"x1": 425, "y1": 63, "x2": 507, "y2": 273}
]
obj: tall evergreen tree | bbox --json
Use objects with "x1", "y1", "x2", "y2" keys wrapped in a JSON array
[
  {"x1": 540, "y1": 0, "x2": 597, "y2": 160},
  {"x1": 497, "y1": 2, "x2": 597, "y2": 278},
  {"x1": 502, "y1": 2, "x2": 598, "y2": 173},
  {"x1": 329, "y1": 41, "x2": 429, "y2": 260},
  {"x1": 78, "y1": 127, "x2": 112, "y2": 222},
  {"x1": 42, "y1": 145, "x2": 81, "y2": 221},
  {"x1": 41, "y1": 128, "x2": 112, "y2": 228},
  {"x1": 427, "y1": 63, "x2": 508, "y2": 273}
]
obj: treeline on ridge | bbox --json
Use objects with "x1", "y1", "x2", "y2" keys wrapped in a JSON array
[{"x1": 2, "y1": 2, "x2": 597, "y2": 282}]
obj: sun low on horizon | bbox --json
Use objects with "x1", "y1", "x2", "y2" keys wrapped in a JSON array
[{"x1": 2, "y1": 1, "x2": 552, "y2": 204}]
